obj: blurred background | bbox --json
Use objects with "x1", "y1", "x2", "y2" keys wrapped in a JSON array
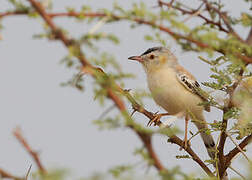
[{"x1": 0, "y1": 0, "x2": 251, "y2": 179}]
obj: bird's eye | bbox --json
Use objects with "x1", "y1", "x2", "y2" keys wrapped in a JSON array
[{"x1": 150, "y1": 54, "x2": 155, "y2": 60}]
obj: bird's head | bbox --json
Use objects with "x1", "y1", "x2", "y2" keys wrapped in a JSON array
[{"x1": 128, "y1": 46, "x2": 177, "y2": 72}]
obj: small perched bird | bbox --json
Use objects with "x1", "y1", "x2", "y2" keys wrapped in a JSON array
[{"x1": 128, "y1": 47, "x2": 215, "y2": 159}]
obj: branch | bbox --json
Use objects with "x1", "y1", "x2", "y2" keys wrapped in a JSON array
[
  {"x1": 216, "y1": 68, "x2": 245, "y2": 178},
  {"x1": 13, "y1": 127, "x2": 47, "y2": 174},
  {"x1": 217, "y1": 120, "x2": 227, "y2": 178},
  {"x1": 1, "y1": 10, "x2": 252, "y2": 63},
  {"x1": 130, "y1": 100, "x2": 214, "y2": 177},
  {"x1": 168, "y1": 135, "x2": 214, "y2": 176},
  {"x1": 202, "y1": 0, "x2": 244, "y2": 42},
  {"x1": 225, "y1": 134, "x2": 252, "y2": 167},
  {"x1": 214, "y1": 134, "x2": 252, "y2": 178},
  {"x1": 137, "y1": 133, "x2": 166, "y2": 171},
  {"x1": 229, "y1": 166, "x2": 246, "y2": 180},
  {"x1": 26, "y1": 0, "x2": 166, "y2": 173},
  {"x1": 24, "y1": 0, "x2": 215, "y2": 176},
  {"x1": 0, "y1": 168, "x2": 23, "y2": 180},
  {"x1": 227, "y1": 132, "x2": 250, "y2": 162},
  {"x1": 158, "y1": 0, "x2": 229, "y2": 33},
  {"x1": 2, "y1": 2, "x2": 250, "y2": 177}
]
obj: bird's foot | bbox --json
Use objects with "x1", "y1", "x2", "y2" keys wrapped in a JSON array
[
  {"x1": 180, "y1": 139, "x2": 191, "y2": 150},
  {"x1": 147, "y1": 112, "x2": 170, "y2": 126}
]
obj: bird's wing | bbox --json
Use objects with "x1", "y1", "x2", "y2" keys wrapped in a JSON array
[{"x1": 175, "y1": 66, "x2": 210, "y2": 112}]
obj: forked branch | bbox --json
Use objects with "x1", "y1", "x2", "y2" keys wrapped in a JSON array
[
  {"x1": 25, "y1": 0, "x2": 214, "y2": 176},
  {"x1": 26, "y1": 0, "x2": 166, "y2": 173}
]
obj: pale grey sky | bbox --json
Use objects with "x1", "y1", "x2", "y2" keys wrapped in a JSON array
[{"x1": 0, "y1": 0, "x2": 251, "y2": 179}]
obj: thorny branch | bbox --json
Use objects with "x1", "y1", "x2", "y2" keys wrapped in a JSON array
[
  {"x1": 226, "y1": 134, "x2": 252, "y2": 166},
  {"x1": 160, "y1": 1, "x2": 252, "y2": 177},
  {"x1": 26, "y1": 0, "x2": 166, "y2": 174},
  {"x1": 201, "y1": 0, "x2": 244, "y2": 42},
  {"x1": 0, "y1": 0, "x2": 251, "y2": 178},
  {"x1": 25, "y1": 0, "x2": 214, "y2": 176},
  {"x1": 127, "y1": 93, "x2": 214, "y2": 177},
  {"x1": 217, "y1": 68, "x2": 247, "y2": 178},
  {"x1": 0, "y1": 10, "x2": 252, "y2": 63},
  {"x1": 13, "y1": 127, "x2": 47, "y2": 175},
  {"x1": 137, "y1": 133, "x2": 166, "y2": 171},
  {"x1": 158, "y1": 0, "x2": 229, "y2": 33}
]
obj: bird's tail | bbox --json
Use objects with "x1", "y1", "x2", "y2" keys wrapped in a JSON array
[
  {"x1": 193, "y1": 113, "x2": 228, "y2": 180},
  {"x1": 193, "y1": 113, "x2": 216, "y2": 159}
]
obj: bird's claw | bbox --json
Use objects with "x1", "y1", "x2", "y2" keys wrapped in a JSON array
[{"x1": 147, "y1": 112, "x2": 162, "y2": 126}]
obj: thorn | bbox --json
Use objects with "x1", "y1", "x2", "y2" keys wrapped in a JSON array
[
  {"x1": 25, "y1": 165, "x2": 32, "y2": 180},
  {"x1": 130, "y1": 109, "x2": 137, "y2": 117}
]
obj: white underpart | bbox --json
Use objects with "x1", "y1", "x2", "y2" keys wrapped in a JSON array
[{"x1": 161, "y1": 112, "x2": 184, "y2": 127}]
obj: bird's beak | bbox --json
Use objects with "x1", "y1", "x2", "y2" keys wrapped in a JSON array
[{"x1": 128, "y1": 56, "x2": 144, "y2": 63}]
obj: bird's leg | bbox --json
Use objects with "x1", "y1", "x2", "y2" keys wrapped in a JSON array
[
  {"x1": 147, "y1": 112, "x2": 170, "y2": 126},
  {"x1": 183, "y1": 114, "x2": 190, "y2": 149}
]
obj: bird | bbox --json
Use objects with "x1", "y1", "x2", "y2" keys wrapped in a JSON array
[
  {"x1": 232, "y1": 76, "x2": 252, "y2": 135},
  {"x1": 128, "y1": 46, "x2": 215, "y2": 159}
]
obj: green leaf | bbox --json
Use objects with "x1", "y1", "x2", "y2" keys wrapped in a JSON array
[{"x1": 109, "y1": 165, "x2": 133, "y2": 178}]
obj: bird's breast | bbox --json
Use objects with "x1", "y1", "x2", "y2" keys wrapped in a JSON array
[{"x1": 147, "y1": 67, "x2": 203, "y2": 115}]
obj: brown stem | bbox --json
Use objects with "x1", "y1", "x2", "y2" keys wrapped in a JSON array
[
  {"x1": 158, "y1": 0, "x2": 229, "y2": 33},
  {"x1": 202, "y1": 0, "x2": 244, "y2": 42},
  {"x1": 217, "y1": 67, "x2": 245, "y2": 178},
  {"x1": 137, "y1": 133, "x2": 166, "y2": 171},
  {"x1": 25, "y1": 0, "x2": 215, "y2": 176},
  {"x1": 26, "y1": 0, "x2": 166, "y2": 173},
  {"x1": 1, "y1": 10, "x2": 251, "y2": 63},
  {"x1": 217, "y1": 124, "x2": 228, "y2": 178},
  {"x1": 168, "y1": 136, "x2": 214, "y2": 176},
  {"x1": 0, "y1": 168, "x2": 23, "y2": 180},
  {"x1": 225, "y1": 134, "x2": 252, "y2": 167},
  {"x1": 131, "y1": 102, "x2": 214, "y2": 177},
  {"x1": 13, "y1": 127, "x2": 47, "y2": 174}
]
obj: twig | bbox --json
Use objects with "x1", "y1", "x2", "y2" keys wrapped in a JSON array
[
  {"x1": 226, "y1": 132, "x2": 250, "y2": 162},
  {"x1": 225, "y1": 134, "x2": 252, "y2": 167},
  {"x1": 0, "y1": 10, "x2": 251, "y2": 63},
  {"x1": 229, "y1": 166, "x2": 246, "y2": 180},
  {"x1": 0, "y1": 168, "x2": 23, "y2": 180},
  {"x1": 187, "y1": 130, "x2": 201, "y2": 143},
  {"x1": 126, "y1": 94, "x2": 214, "y2": 176},
  {"x1": 137, "y1": 133, "x2": 166, "y2": 171},
  {"x1": 13, "y1": 127, "x2": 47, "y2": 174},
  {"x1": 202, "y1": 0, "x2": 244, "y2": 42},
  {"x1": 88, "y1": 17, "x2": 109, "y2": 34},
  {"x1": 182, "y1": 8, "x2": 204, "y2": 22},
  {"x1": 25, "y1": 1, "x2": 215, "y2": 175},
  {"x1": 26, "y1": 0, "x2": 166, "y2": 173},
  {"x1": 158, "y1": 0, "x2": 229, "y2": 33},
  {"x1": 168, "y1": 135, "x2": 214, "y2": 176}
]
